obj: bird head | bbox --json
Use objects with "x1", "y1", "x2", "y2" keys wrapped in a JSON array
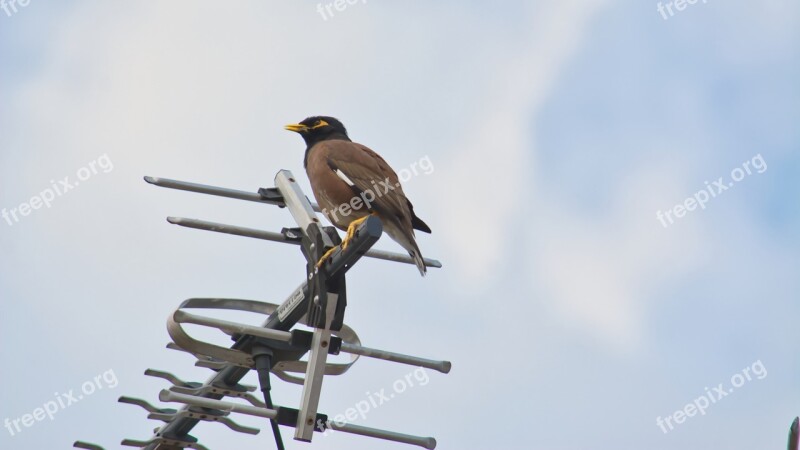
[{"x1": 284, "y1": 116, "x2": 349, "y2": 146}]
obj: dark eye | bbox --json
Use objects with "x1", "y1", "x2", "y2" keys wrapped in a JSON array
[{"x1": 314, "y1": 120, "x2": 322, "y2": 127}]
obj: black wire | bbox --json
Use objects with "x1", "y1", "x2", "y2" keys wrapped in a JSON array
[
  {"x1": 254, "y1": 349, "x2": 284, "y2": 450},
  {"x1": 262, "y1": 387, "x2": 284, "y2": 450}
]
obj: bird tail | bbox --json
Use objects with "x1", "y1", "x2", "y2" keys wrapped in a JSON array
[
  {"x1": 408, "y1": 241, "x2": 427, "y2": 277},
  {"x1": 384, "y1": 220, "x2": 427, "y2": 276}
]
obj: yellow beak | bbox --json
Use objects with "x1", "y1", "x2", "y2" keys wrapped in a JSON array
[{"x1": 284, "y1": 123, "x2": 308, "y2": 133}]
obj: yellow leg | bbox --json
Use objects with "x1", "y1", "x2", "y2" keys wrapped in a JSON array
[
  {"x1": 316, "y1": 213, "x2": 375, "y2": 268},
  {"x1": 316, "y1": 246, "x2": 338, "y2": 268},
  {"x1": 341, "y1": 214, "x2": 372, "y2": 250}
]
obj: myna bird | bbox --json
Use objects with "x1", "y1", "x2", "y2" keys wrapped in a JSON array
[{"x1": 285, "y1": 116, "x2": 431, "y2": 276}]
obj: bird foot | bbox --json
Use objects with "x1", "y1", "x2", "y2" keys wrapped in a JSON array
[
  {"x1": 315, "y1": 214, "x2": 373, "y2": 268},
  {"x1": 316, "y1": 245, "x2": 338, "y2": 268},
  {"x1": 341, "y1": 214, "x2": 371, "y2": 251}
]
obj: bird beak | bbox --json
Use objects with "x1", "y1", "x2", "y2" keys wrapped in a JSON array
[{"x1": 284, "y1": 123, "x2": 308, "y2": 133}]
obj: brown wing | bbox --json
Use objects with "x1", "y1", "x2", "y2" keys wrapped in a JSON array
[
  {"x1": 348, "y1": 145, "x2": 430, "y2": 233},
  {"x1": 321, "y1": 141, "x2": 414, "y2": 227}
]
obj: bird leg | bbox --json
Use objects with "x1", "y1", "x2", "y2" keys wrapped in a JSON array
[
  {"x1": 316, "y1": 245, "x2": 338, "y2": 268},
  {"x1": 316, "y1": 213, "x2": 374, "y2": 268},
  {"x1": 341, "y1": 214, "x2": 372, "y2": 250}
]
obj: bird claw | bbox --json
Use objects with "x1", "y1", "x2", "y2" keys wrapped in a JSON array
[
  {"x1": 342, "y1": 216, "x2": 368, "y2": 250},
  {"x1": 315, "y1": 246, "x2": 339, "y2": 268},
  {"x1": 315, "y1": 215, "x2": 370, "y2": 268}
]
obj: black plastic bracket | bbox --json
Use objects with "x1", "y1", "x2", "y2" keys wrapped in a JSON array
[
  {"x1": 275, "y1": 407, "x2": 329, "y2": 432},
  {"x1": 257, "y1": 187, "x2": 286, "y2": 207},
  {"x1": 301, "y1": 224, "x2": 347, "y2": 331}
]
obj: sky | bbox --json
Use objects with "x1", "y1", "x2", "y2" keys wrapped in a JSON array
[{"x1": 1, "y1": 1, "x2": 799, "y2": 449}]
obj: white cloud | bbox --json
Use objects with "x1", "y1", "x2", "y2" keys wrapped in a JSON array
[
  {"x1": 437, "y1": 0, "x2": 610, "y2": 284},
  {"x1": 530, "y1": 161, "x2": 711, "y2": 352}
]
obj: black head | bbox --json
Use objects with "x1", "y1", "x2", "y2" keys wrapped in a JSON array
[{"x1": 284, "y1": 116, "x2": 350, "y2": 148}]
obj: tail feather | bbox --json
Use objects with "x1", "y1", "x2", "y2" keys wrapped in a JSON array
[
  {"x1": 409, "y1": 248, "x2": 427, "y2": 277},
  {"x1": 411, "y1": 213, "x2": 432, "y2": 234},
  {"x1": 383, "y1": 219, "x2": 427, "y2": 276},
  {"x1": 402, "y1": 231, "x2": 427, "y2": 276},
  {"x1": 407, "y1": 199, "x2": 431, "y2": 233}
]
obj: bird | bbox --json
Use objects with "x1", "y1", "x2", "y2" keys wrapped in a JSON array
[{"x1": 284, "y1": 116, "x2": 431, "y2": 276}]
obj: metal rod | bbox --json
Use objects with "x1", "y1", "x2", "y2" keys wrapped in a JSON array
[
  {"x1": 340, "y1": 343, "x2": 452, "y2": 374},
  {"x1": 159, "y1": 390, "x2": 277, "y2": 419},
  {"x1": 274, "y1": 171, "x2": 329, "y2": 237},
  {"x1": 144, "y1": 175, "x2": 322, "y2": 212},
  {"x1": 295, "y1": 325, "x2": 333, "y2": 441},
  {"x1": 73, "y1": 442, "x2": 106, "y2": 450},
  {"x1": 166, "y1": 216, "x2": 443, "y2": 268},
  {"x1": 173, "y1": 310, "x2": 293, "y2": 342},
  {"x1": 158, "y1": 391, "x2": 436, "y2": 449},
  {"x1": 329, "y1": 422, "x2": 437, "y2": 450}
]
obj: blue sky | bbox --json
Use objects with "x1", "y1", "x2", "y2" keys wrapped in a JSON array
[{"x1": 1, "y1": 1, "x2": 798, "y2": 449}]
